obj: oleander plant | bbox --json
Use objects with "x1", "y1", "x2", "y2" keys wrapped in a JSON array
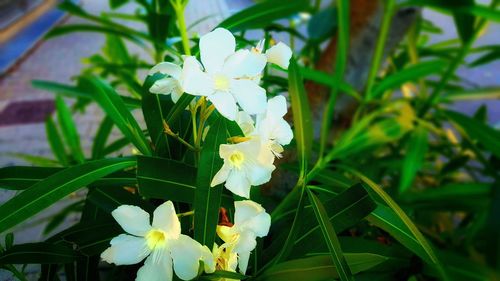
[{"x1": 1, "y1": 0, "x2": 499, "y2": 280}]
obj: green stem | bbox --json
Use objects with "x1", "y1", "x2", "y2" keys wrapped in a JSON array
[
  {"x1": 318, "y1": 0, "x2": 350, "y2": 160},
  {"x1": 365, "y1": 0, "x2": 396, "y2": 101},
  {"x1": 172, "y1": 0, "x2": 191, "y2": 56}
]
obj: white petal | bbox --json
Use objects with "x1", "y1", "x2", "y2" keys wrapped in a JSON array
[
  {"x1": 170, "y1": 235, "x2": 204, "y2": 280},
  {"x1": 149, "y1": 62, "x2": 182, "y2": 80},
  {"x1": 246, "y1": 161, "x2": 275, "y2": 186},
  {"x1": 237, "y1": 250, "x2": 251, "y2": 275},
  {"x1": 234, "y1": 200, "x2": 263, "y2": 224},
  {"x1": 201, "y1": 245, "x2": 216, "y2": 274},
  {"x1": 136, "y1": 248, "x2": 173, "y2": 281},
  {"x1": 182, "y1": 56, "x2": 214, "y2": 96},
  {"x1": 267, "y1": 95, "x2": 288, "y2": 118},
  {"x1": 101, "y1": 234, "x2": 150, "y2": 265},
  {"x1": 265, "y1": 42, "x2": 292, "y2": 69},
  {"x1": 171, "y1": 87, "x2": 184, "y2": 103},
  {"x1": 208, "y1": 91, "x2": 238, "y2": 121},
  {"x1": 236, "y1": 111, "x2": 255, "y2": 136},
  {"x1": 223, "y1": 49, "x2": 267, "y2": 78},
  {"x1": 273, "y1": 118, "x2": 294, "y2": 145},
  {"x1": 211, "y1": 163, "x2": 231, "y2": 187},
  {"x1": 230, "y1": 79, "x2": 267, "y2": 115},
  {"x1": 225, "y1": 169, "x2": 251, "y2": 198},
  {"x1": 112, "y1": 205, "x2": 152, "y2": 236},
  {"x1": 200, "y1": 28, "x2": 235, "y2": 73},
  {"x1": 152, "y1": 201, "x2": 181, "y2": 239},
  {"x1": 149, "y1": 78, "x2": 179, "y2": 96},
  {"x1": 234, "y1": 230, "x2": 257, "y2": 254}
]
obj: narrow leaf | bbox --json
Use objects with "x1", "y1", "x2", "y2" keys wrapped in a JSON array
[
  {"x1": 399, "y1": 125, "x2": 428, "y2": 193},
  {"x1": 55, "y1": 96, "x2": 85, "y2": 163},
  {"x1": 306, "y1": 188, "x2": 353, "y2": 281},
  {"x1": 0, "y1": 157, "x2": 136, "y2": 233}
]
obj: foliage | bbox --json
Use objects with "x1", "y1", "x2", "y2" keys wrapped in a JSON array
[{"x1": 1, "y1": 0, "x2": 500, "y2": 280}]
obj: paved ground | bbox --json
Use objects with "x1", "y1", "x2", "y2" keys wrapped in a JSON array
[{"x1": 0, "y1": 0, "x2": 498, "y2": 279}]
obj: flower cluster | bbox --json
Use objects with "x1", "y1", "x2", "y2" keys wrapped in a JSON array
[
  {"x1": 101, "y1": 200, "x2": 270, "y2": 281},
  {"x1": 102, "y1": 27, "x2": 293, "y2": 281},
  {"x1": 150, "y1": 27, "x2": 293, "y2": 199}
]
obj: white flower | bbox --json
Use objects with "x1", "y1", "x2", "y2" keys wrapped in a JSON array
[
  {"x1": 217, "y1": 200, "x2": 271, "y2": 274},
  {"x1": 255, "y1": 95, "x2": 293, "y2": 158},
  {"x1": 208, "y1": 243, "x2": 238, "y2": 280},
  {"x1": 210, "y1": 138, "x2": 275, "y2": 198},
  {"x1": 101, "y1": 201, "x2": 214, "y2": 281},
  {"x1": 265, "y1": 42, "x2": 293, "y2": 69},
  {"x1": 181, "y1": 28, "x2": 267, "y2": 121},
  {"x1": 236, "y1": 111, "x2": 255, "y2": 137},
  {"x1": 149, "y1": 62, "x2": 184, "y2": 103}
]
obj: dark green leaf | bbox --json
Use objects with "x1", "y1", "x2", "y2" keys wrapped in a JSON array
[
  {"x1": 194, "y1": 115, "x2": 227, "y2": 246},
  {"x1": 137, "y1": 156, "x2": 197, "y2": 203},
  {"x1": 91, "y1": 116, "x2": 114, "y2": 159},
  {"x1": 445, "y1": 110, "x2": 500, "y2": 158},
  {"x1": 79, "y1": 76, "x2": 152, "y2": 156},
  {"x1": 259, "y1": 254, "x2": 388, "y2": 281},
  {"x1": 0, "y1": 157, "x2": 136, "y2": 233},
  {"x1": 0, "y1": 243, "x2": 79, "y2": 264},
  {"x1": 308, "y1": 7, "x2": 337, "y2": 40},
  {"x1": 55, "y1": 96, "x2": 85, "y2": 163},
  {"x1": 218, "y1": 0, "x2": 309, "y2": 31},
  {"x1": 306, "y1": 188, "x2": 353, "y2": 281},
  {"x1": 45, "y1": 117, "x2": 69, "y2": 166},
  {"x1": 288, "y1": 59, "x2": 313, "y2": 177}
]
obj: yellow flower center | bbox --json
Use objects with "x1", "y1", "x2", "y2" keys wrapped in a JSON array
[
  {"x1": 229, "y1": 151, "x2": 245, "y2": 169},
  {"x1": 146, "y1": 229, "x2": 167, "y2": 250},
  {"x1": 214, "y1": 74, "x2": 230, "y2": 91}
]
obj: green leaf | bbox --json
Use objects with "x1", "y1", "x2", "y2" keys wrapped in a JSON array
[
  {"x1": 202, "y1": 270, "x2": 248, "y2": 280},
  {"x1": 45, "y1": 117, "x2": 69, "y2": 166},
  {"x1": 399, "y1": 126, "x2": 428, "y2": 193},
  {"x1": 109, "y1": 0, "x2": 130, "y2": 10},
  {"x1": 137, "y1": 156, "x2": 197, "y2": 203},
  {"x1": 46, "y1": 24, "x2": 144, "y2": 45},
  {"x1": 0, "y1": 243, "x2": 79, "y2": 264},
  {"x1": 218, "y1": 0, "x2": 309, "y2": 31},
  {"x1": 88, "y1": 185, "x2": 154, "y2": 214},
  {"x1": 298, "y1": 67, "x2": 361, "y2": 101},
  {"x1": 32, "y1": 80, "x2": 141, "y2": 108},
  {"x1": 306, "y1": 188, "x2": 353, "y2": 281},
  {"x1": 341, "y1": 167, "x2": 448, "y2": 279},
  {"x1": 258, "y1": 254, "x2": 388, "y2": 281},
  {"x1": 91, "y1": 116, "x2": 114, "y2": 159},
  {"x1": 402, "y1": 0, "x2": 500, "y2": 22},
  {"x1": 0, "y1": 166, "x2": 135, "y2": 190},
  {"x1": 142, "y1": 77, "x2": 172, "y2": 158},
  {"x1": 401, "y1": 183, "x2": 492, "y2": 211},
  {"x1": 440, "y1": 87, "x2": 500, "y2": 101},
  {"x1": 194, "y1": 115, "x2": 227, "y2": 246},
  {"x1": 55, "y1": 96, "x2": 85, "y2": 163},
  {"x1": 469, "y1": 47, "x2": 500, "y2": 67},
  {"x1": 371, "y1": 60, "x2": 446, "y2": 99},
  {"x1": 288, "y1": 59, "x2": 313, "y2": 177},
  {"x1": 308, "y1": 7, "x2": 337, "y2": 40},
  {"x1": 79, "y1": 76, "x2": 152, "y2": 156},
  {"x1": 292, "y1": 184, "x2": 376, "y2": 255},
  {"x1": 0, "y1": 157, "x2": 136, "y2": 233},
  {"x1": 445, "y1": 110, "x2": 500, "y2": 158}
]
